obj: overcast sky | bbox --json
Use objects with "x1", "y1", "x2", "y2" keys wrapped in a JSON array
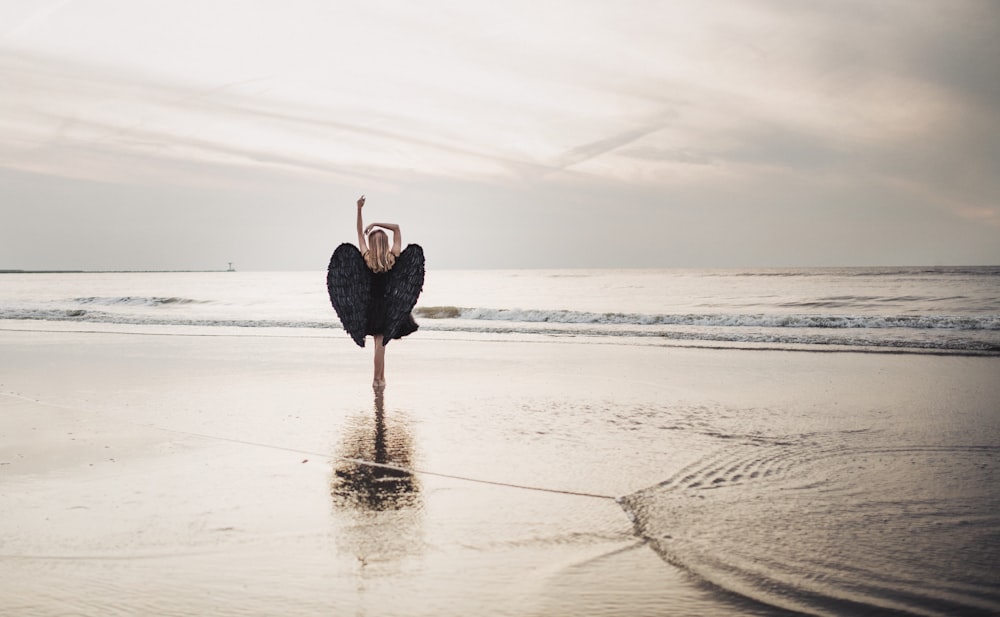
[{"x1": 1, "y1": 0, "x2": 998, "y2": 270}]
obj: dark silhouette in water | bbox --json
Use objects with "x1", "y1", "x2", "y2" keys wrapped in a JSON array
[
  {"x1": 330, "y1": 389, "x2": 420, "y2": 512},
  {"x1": 330, "y1": 389, "x2": 424, "y2": 571}
]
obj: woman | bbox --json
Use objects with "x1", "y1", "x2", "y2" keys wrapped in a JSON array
[{"x1": 327, "y1": 195, "x2": 425, "y2": 388}]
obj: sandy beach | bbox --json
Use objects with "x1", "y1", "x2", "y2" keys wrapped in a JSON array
[{"x1": 2, "y1": 325, "x2": 998, "y2": 616}]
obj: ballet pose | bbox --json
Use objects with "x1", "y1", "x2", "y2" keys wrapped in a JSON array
[{"x1": 326, "y1": 195, "x2": 425, "y2": 388}]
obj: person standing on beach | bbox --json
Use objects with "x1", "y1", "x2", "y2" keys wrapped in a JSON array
[{"x1": 326, "y1": 195, "x2": 425, "y2": 388}]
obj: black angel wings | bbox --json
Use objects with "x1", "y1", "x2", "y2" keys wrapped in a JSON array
[{"x1": 326, "y1": 243, "x2": 425, "y2": 347}]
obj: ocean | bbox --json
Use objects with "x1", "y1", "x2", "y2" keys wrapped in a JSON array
[
  {"x1": 2, "y1": 265, "x2": 999, "y2": 615},
  {"x1": 2, "y1": 266, "x2": 999, "y2": 354}
]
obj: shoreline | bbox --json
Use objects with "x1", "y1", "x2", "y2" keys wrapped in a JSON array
[
  {"x1": 1, "y1": 320, "x2": 996, "y2": 359},
  {"x1": 2, "y1": 328, "x2": 997, "y2": 616}
]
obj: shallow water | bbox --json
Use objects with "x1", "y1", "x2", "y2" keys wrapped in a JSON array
[{"x1": 619, "y1": 368, "x2": 1000, "y2": 616}]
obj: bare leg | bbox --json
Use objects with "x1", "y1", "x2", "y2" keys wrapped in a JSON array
[{"x1": 373, "y1": 334, "x2": 386, "y2": 388}]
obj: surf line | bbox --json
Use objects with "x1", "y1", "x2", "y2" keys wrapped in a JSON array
[{"x1": 0, "y1": 390, "x2": 615, "y2": 501}]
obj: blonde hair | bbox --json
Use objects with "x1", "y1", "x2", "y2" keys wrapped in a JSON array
[{"x1": 364, "y1": 229, "x2": 396, "y2": 273}]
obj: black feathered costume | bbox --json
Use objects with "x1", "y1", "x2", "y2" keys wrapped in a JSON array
[{"x1": 326, "y1": 243, "x2": 425, "y2": 347}]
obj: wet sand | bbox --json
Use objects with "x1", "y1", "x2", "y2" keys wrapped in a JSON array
[{"x1": 1, "y1": 326, "x2": 997, "y2": 616}]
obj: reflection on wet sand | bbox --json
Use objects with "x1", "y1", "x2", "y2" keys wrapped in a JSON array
[{"x1": 331, "y1": 388, "x2": 423, "y2": 570}]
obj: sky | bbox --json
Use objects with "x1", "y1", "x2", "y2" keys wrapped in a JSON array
[{"x1": 1, "y1": 0, "x2": 998, "y2": 270}]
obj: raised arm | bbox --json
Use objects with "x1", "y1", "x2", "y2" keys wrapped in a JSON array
[
  {"x1": 364, "y1": 221, "x2": 402, "y2": 256},
  {"x1": 355, "y1": 195, "x2": 367, "y2": 253}
]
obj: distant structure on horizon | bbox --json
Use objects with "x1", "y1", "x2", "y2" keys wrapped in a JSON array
[{"x1": 227, "y1": 262, "x2": 235, "y2": 272}]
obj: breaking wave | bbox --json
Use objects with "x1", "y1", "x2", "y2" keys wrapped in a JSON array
[
  {"x1": 72, "y1": 296, "x2": 205, "y2": 306},
  {"x1": 418, "y1": 306, "x2": 1000, "y2": 331},
  {"x1": 3, "y1": 306, "x2": 999, "y2": 354}
]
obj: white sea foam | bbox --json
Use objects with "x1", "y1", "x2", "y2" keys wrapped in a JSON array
[
  {"x1": 452, "y1": 307, "x2": 1000, "y2": 331},
  {"x1": 2, "y1": 307, "x2": 998, "y2": 353},
  {"x1": 2, "y1": 267, "x2": 998, "y2": 353},
  {"x1": 72, "y1": 296, "x2": 205, "y2": 306}
]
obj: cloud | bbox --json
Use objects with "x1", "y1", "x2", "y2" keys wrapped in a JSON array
[
  {"x1": 1, "y1": 0, "x2": 75, "y2": 41},
  {"x1": 0, "y1": 50, "x2": 574, "y2": 187},
  {"x1": 1, "y1": 0, "x2": 997, "y2": 268}
]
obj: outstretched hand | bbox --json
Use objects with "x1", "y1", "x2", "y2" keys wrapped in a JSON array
[{"x1": 357, "y1": 195, "x2": 365, "y2": 208}]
